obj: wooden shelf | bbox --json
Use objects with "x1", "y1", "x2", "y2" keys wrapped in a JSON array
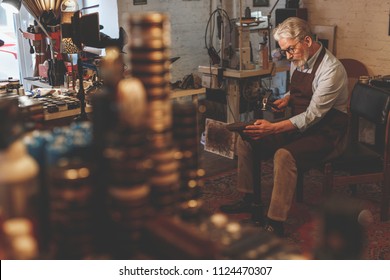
[
  {"x1": 44, "y1": 105, "x2": 92, "y2": 121},
  {"x1": 170, "y1": 88, "x2": 206, "y2": 99},
  {"x1": 198, "y1": 60, "x2": 290, "y2": 79}
]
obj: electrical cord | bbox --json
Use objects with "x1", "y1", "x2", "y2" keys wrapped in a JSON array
[
  {"x1": 226, "y1": 90, "x2": 238, "y2": 123},
  {"x1": 204, "y1": 9, "x2": 278, "y2": 122},
  {"x1": 204, "y1": 8, "x2": 233, "y2": 65}
]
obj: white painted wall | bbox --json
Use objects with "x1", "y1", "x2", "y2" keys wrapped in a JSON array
[
  {"x1": 117, "y1": 0, "x2": 211, "y2": 82},
  {"x1": 114, "y1": 0, "x2": 390, "y2": 80},
  {"x1": 115, "y1": 0, "x2": 285, "y2": 81},
  {"x1": 302, "y1": 0, "x2": 390, "y2": 76}
]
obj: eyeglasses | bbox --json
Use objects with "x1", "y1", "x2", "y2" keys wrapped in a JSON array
[{"x1": 279, "y1": 41, "x2": 302, "y2": 56}]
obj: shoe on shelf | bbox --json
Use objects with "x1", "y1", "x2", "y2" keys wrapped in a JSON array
[
  {"x1": 220, "y1": 199, "x2": 252, "y2": 214},
  {"x1": 264, "y1": 219, "x2": 285, "y2": 237}
]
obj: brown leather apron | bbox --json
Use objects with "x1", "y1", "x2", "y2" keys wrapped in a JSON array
[
  {"x1": 251, "y1": 47, "x2": 348, "y2": 170},
  {"x1": 289, "y1": 46, "x2": 325, "y2": 115}
]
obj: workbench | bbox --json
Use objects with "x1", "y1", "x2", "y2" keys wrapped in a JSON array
[{"x1": 198, "y1": 60, "x2": 290, "y2": 123}]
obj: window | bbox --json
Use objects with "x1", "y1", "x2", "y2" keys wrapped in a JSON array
[
  {"x1": 1, "y1": 1, "x2": 117, "y2": 84},
  {"x1": 0, "y1": 5, "x2": 34, "y2": 84},
  {"x1": 0, "y1": 6, "x2": 19, "y2": 80}
]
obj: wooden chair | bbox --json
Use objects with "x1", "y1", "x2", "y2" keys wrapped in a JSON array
[
  {"x1": 339, "y1": 58, "x2": 369, "y2": 81},
  {"x1": 322, "y1": 83, "x2": 390, "y2": 221},
  {"x1": 339, "y1": 58, "x2": 369, "y2": 111},
  {"x1": 295, "y1": 58, "x2": 369, "y2": 203}
]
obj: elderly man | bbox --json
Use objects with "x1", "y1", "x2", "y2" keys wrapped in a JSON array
[{"x1": 220, "y1": 17, "x2": 349, "y2": 237}]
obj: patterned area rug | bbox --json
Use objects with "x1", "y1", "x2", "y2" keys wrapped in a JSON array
[{"x1": 201, "y1": 161, "x2": 390, "y2": 260}]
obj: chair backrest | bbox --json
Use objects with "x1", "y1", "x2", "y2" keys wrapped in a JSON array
[
  {"x1": 349, "y1": 83, "x2": 390, "y2": 154},
  {"x1": 340, "y1": 59, "x2": 369, "y2": 112},
  {"x1": 340, "y1": 59, "x2": 369, "y2": 79},
  {"x1": 350, "y1": 83, "x2": 390, "y2": 125}
]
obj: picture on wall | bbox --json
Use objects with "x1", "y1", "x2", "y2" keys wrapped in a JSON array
[
  {"x1": 253, "y1": 0, "x2": 270, "y2": 7},
  {"x1": 311, "y1": 25, "x2": 336, "y2": 54}
]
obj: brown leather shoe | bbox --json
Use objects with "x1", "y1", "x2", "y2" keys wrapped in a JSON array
[{"x1": 264, "y1": 219, "x2": 285, "y2": 237}]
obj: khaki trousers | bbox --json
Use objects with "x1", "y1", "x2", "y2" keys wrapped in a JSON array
[{"x1": 237, "y1": 136, "x2": 297, "y2": 222}]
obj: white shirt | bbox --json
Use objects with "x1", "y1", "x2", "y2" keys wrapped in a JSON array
[{"x1": 286, "y1": 46, "x2": 349, "y2": 132}]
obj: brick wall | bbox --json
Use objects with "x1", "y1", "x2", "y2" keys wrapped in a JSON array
[
  {"x1": 116, "y1": 0, "x2": 390, "y2": 80},
  {"x1": 302, "y1": 0, "x2": 390, "y2": 76},
  {"x1": 117, "y1": 0, "x2": 210, "y2": 82}
]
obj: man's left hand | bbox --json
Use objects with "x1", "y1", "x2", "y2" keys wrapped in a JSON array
[{"x1": 242, "y1": 119, "x2": 275, "y2": 140}]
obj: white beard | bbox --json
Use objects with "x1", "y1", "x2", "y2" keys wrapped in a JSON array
[{"x1": 292, "y1": 49, "x2": 309, "y2": 70}]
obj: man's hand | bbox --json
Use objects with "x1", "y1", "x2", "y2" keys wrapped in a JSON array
[
  {"x1": 272, "y1": 95, "x2": 290, "y2": 111},
  {"x1": 241, "y1": 117, "x2": 297, "y2": 140},
  {"x1": 242, "y1": 119, "x2": 275, "y2": 140}
]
